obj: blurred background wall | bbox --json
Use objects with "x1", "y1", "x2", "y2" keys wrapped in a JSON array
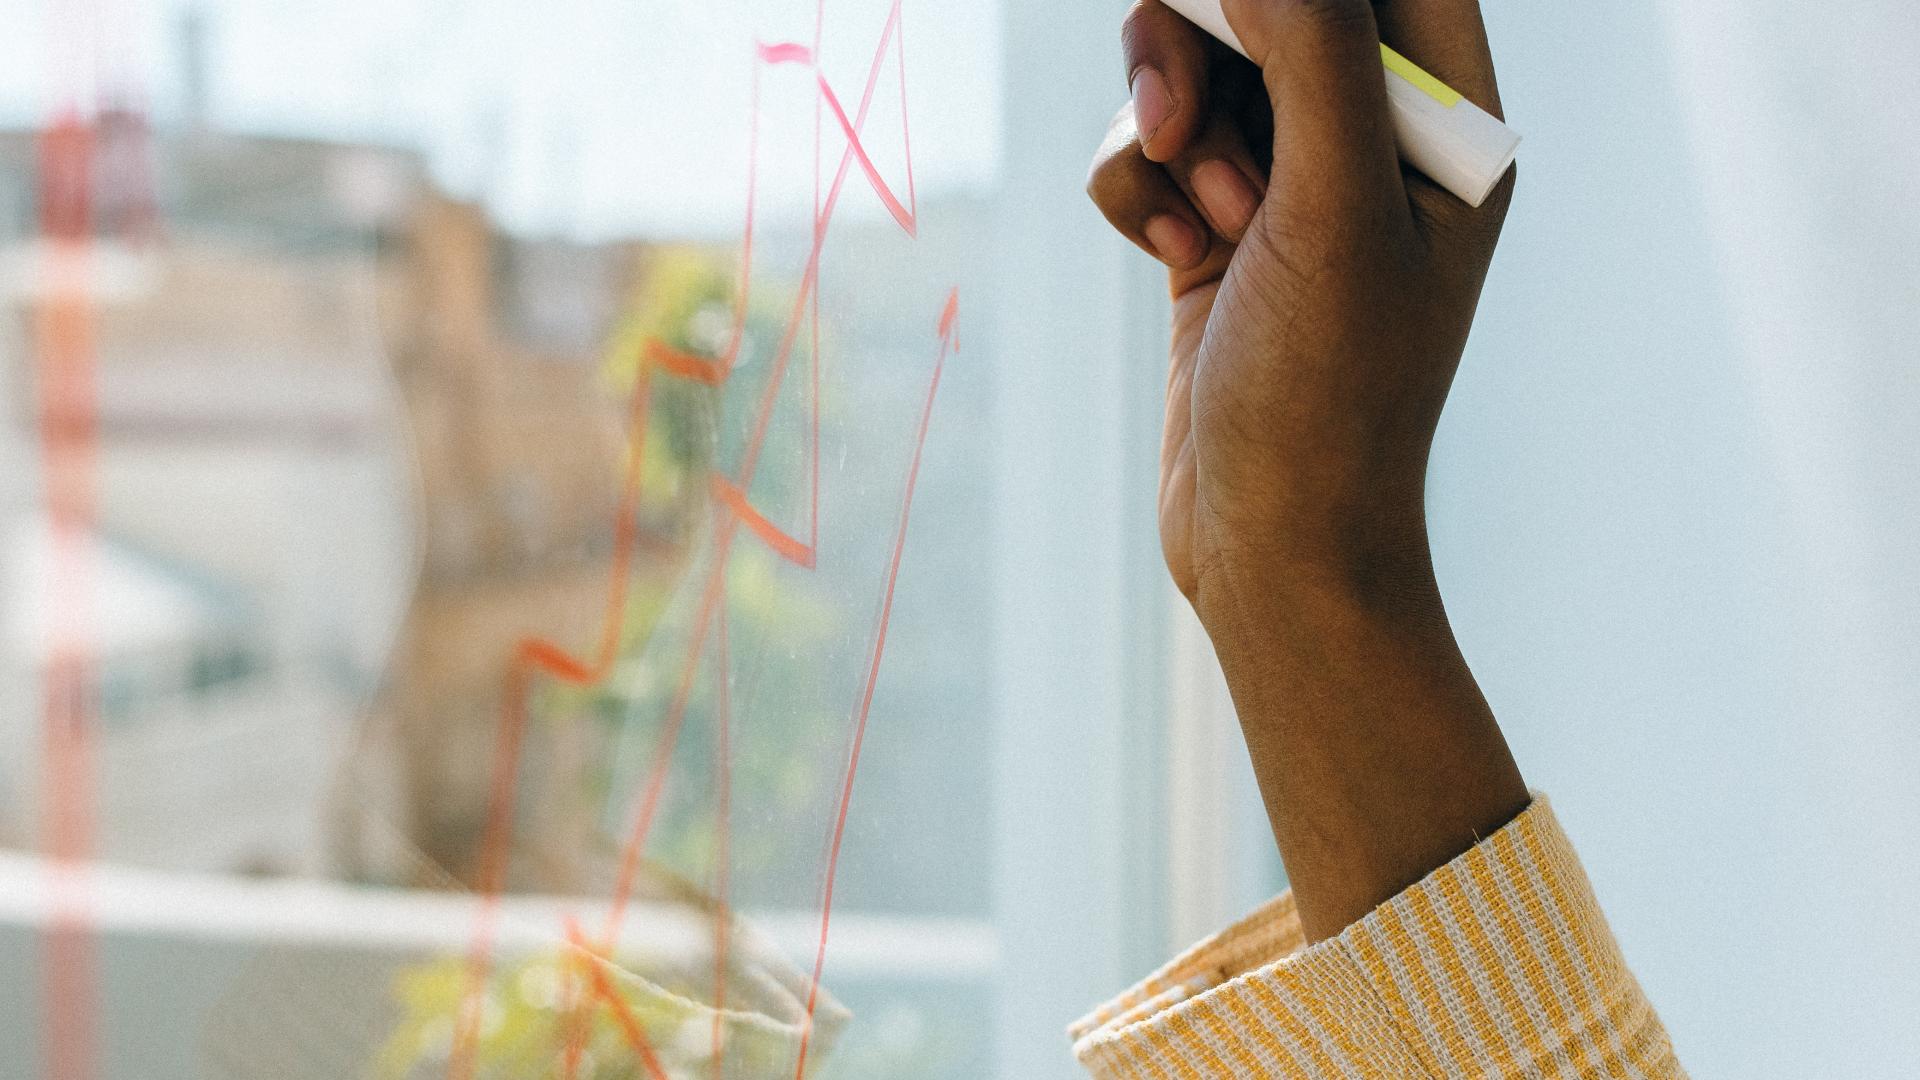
[{"x1": 1432, "y1": 1, "x2": 1920, "y2": 1072}]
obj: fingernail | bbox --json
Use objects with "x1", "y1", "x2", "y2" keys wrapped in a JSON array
[
  {"x1": 1191, "y1": 159, "x2": 1260, "y2": 237},
  {"x1": 1144, "y1": 214, "x2": 1203, "y2": 266},
  {"x1": 1131, "y1": 67, "x2": 1172, "y2": 150}
]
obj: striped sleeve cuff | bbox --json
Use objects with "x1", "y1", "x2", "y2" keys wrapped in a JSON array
[{"x1": 1069, "y1": 795, "x2": 1686, "y2": 1078}]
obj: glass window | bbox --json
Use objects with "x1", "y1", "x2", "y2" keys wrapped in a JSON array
[
  {"x1": 0, "y1": 1, "x2": 1215, "y2": 1078},
  {"x1": 15, "y1": 2, "x2": 1919, "y2": 1078}
]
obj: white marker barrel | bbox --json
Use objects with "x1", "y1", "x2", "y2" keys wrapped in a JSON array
[{"x1": 1156, "y1": 0, "x2": 1520, "y2": 208}]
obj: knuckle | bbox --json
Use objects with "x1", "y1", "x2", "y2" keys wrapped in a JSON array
[
  {"x1": 1420, "y1": 165, "x2": 1518, "y2": 253},
  {"x1": 1102, "y1": 102, "x2": 1141, "y2": 151},
  {"x1": 1085, "y1": 114, "x2": 1148, "y2": 209},
  {"x1": 1084, "y1": 162, "x2": 1107, "y2": 205},
  {"x1": 1084, "y1": 155, "x2": 1130, "y2": 214},
  {"x1": 1286, "y1": 0, "x2": 1375, "y2": 34},
  {"x1": 1119, "y1": 2, "x2": 1156, "y2": 63}
]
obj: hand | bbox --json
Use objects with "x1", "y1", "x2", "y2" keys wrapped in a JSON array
[
  {"x1": 1086, "y1": 0, "x2": 1529, "y2": 942},
  {"x1": 1088, "y1": 0, "x2": 1513, "y2": 613}
]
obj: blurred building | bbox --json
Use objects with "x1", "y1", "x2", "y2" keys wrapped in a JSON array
[
  {"x1": 0, "y1": 81, "x2": 995, "y2": 912},
  {"x1": 0, "y1": 114, "x2": 670, "y2": 884}
]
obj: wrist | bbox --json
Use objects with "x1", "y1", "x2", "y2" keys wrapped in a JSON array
[
  {"x1": 1187, "y1": 519, "x2": 1528, "y2": 942},
  {"x1": 1191, "y1": 511, "x2": 1445, "y2": 636}
]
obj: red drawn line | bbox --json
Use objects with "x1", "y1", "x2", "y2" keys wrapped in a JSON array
[
  {"x1": 447, "y1": 663, "x2": 532, "y2": 1079},
  {"x1": 547, "y1": 908, "x2": 609, "y2": 1080},
  {"x1": 808, "y1": 2, "x2": 824, "y2": 570},
  {"x1": 564, "y1": 922, "x2": 670, "y2": 1080},
  {"x1": 710, "y1": 607, "x2": 733, "y2": 1079},
  {"x1": 817, "y1": 75, "x2": 916, "y2": 236},
  {"x1": 552, "y1": 599, "x2": 737, "y2": 1075},
  {"x1": 759, "y1": 41, "x2": 813, "y2": 64},
  {"x1": 812, "y1": 0, "x2": 824, "y2": 574},
  {"x1": 808, "y1": 247, "x2": 821, "y2": 559},
  {"x1": 729, "y1": 0, "x2": 907, "y2": 502},
  {"x1": 937, "y1": 286, "x2": 958, "y2": 342},
  {"x1": 894, "y1": 10, "x2": 917, "y2": 244},
  {"x1": 36, "y1": 109, "x2": 101, "y2": 1080},
  {"x1": 792, "y1": 290, "x2": 954, "y2": 1079},
  {"x1": 597, "y1": 523, "x2": 733, "y2": 939},
  {"x1": 449, "y1": 362, "x2": 658, "y2": 1080},
  {"x1": 598, "y1": 0, "x2": 913, "y2": 940},
  {"x1": 724, "y1": 53, "x2": 766, "y2": 375},
  {"x1": 450, "y1": 5, "x2": 947, "y2": 1077},
  {"x1": 647, "y1": 339, "x2": 728, "y2": 385},
  {"x1": 714, "y1": 476, "x2": 815, "y2": 568},
  {"x1": 555, "y1": 950, "x2": 590, "y2": 1080}
]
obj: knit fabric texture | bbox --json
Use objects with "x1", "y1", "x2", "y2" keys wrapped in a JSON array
[{"x1": 1069, "y1": 796, "x2": 1686, "y2": 1078}]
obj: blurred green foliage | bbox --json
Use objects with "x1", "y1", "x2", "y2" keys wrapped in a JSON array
[
  {"x1": 383, "y1": 245, "x2": 870, "y2": 1078},
  {"x1": 376, "y1": 948, "x2": 822, "y2": 1080}
]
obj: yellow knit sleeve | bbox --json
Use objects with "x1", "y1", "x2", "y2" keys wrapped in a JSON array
[{"x1": 1068, "y1": 795, "x2": 1686, "y2": 1078}]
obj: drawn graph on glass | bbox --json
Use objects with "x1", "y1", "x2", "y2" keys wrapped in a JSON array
[{"x1": 0, "y1": 0, "x2": 975, "y2": 1075}]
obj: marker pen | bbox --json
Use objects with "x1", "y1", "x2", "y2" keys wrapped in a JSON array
[{"x1": 1157, "y1": 0, "x2": 1521, "y2": 208}]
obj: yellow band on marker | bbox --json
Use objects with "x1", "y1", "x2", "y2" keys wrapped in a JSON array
[{"x1": 1380, "y1": 44, "x2": 1463, "y2": 108}]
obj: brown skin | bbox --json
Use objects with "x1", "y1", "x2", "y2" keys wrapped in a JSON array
[{"x1": 1087, "y1": 0, "x2": 1529, "y2": 944}]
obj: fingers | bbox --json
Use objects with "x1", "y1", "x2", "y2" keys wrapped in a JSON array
[
  {"x1": 1218, "y1": 0, "x2": 1403, "y2": 216},
  {"x1": 1121, "y1": 0, "x2": 1214, "y2": 162},
  {"x1": 1088, "y1": 104, "x2": 1212, "y2": 270},
  {"x1": 1372, "y1": 0, "x2": 1501, "y2": 119},
  {"x1": 1090, "y1": 101, "x2": 1267, "y2": 282},
  {"x1": 1169, "y1": 113, "x2": 1267, "y2": 242}
]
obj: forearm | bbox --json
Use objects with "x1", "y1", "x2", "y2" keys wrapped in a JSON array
[
  {"x1": 1072, "y1": 551, "x2": 1690, "y2": 1077},
  {"x1": 1196, "y1": 536, "x2": 1529, "y2": 944},
  {"x1": 1074, "y1": 2, "x2": 1686, "y2": 1071}
]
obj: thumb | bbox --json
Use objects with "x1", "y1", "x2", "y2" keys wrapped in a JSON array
[{"x1": 1218, "y1": 0, "x2": 1403, "y2": 220}]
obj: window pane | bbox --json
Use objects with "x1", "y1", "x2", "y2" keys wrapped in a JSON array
[{"x1": 0, "y1": 2, "x2": 1134, "y2": 1078}]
